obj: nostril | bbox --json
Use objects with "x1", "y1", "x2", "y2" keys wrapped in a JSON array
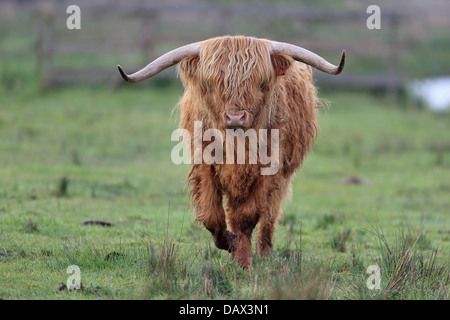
[
  {"x1": 224, "y1": 111, "x2": 249, "y2": 127},
  {"x1": 223, "y1": 111, "x2": 249, "y2": 127}
]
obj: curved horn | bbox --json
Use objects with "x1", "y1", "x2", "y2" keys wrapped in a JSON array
[
  {"x1": 271, "y1": 41, "x2": 345, "y2": 75},
  {"x1": 118, "y1": 43, "x2": 201, "y2": 82}
]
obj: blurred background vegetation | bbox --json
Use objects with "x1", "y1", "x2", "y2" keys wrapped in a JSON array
[{"x1": 1, "y1": 0, "x2": 450, "y2": 98}]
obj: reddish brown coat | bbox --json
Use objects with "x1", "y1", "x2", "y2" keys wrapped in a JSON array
[{"x1": 177, "y1": 36, "x2": 319, "y2": 269}]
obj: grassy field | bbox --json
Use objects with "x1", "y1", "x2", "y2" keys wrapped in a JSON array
[{"x1": 0, "y1": 85, "x2": 448, "y2": 300}]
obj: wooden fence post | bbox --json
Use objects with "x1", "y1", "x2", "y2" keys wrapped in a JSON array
[
  {"x1": 34, "y1": 1, "x2": 57, "y2": 88},
  {"x1": 139, "y1": 9, "x2": 158, "y2": 65},
  {"x1": 215, "y1": 6, "x2": 233, "y2": 36},
  {"x1": 387, "y1": 13, "x2": 402, "y2": 100}
]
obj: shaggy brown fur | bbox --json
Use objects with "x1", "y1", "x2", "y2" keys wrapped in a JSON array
[{"x1": 177, "y1": 36, "x2": 319, "y2": 270}]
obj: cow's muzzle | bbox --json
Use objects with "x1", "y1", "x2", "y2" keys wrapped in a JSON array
[{"x1": 224, "y1": 111, "x2": 250, "y2": 128}]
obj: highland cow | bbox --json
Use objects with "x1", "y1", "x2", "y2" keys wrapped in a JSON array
[{"x1": 118, "y1": 36, "x2": 345, "y2": 270}]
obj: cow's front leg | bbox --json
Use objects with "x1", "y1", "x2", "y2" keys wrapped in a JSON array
[
  {"x1": 189, "y1": 164, "x2": 236, "y2": 252},
  {"x1": 227, "y1": 200, "x2": 260, "y2": 270}
]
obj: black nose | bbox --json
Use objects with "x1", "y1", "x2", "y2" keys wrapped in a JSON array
[{"x1": 224, "y1": 111, "x2": 249, "y2": 127}]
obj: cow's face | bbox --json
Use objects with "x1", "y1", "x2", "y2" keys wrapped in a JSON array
[{"x1": 178, "y1": 37, "x2": 292, "y2": 130}]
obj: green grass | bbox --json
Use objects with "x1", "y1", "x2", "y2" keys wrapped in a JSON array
[{"x1": 0, "y1": 86, "x2": 448, "y2": 300}]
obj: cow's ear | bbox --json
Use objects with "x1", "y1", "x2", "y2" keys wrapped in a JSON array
[
  {"x1": 178, "y1": 56, "x2": 200, "y2": 78},
  {"x1": 271, "y1": 53, "x2": 292, "y2": 76}
]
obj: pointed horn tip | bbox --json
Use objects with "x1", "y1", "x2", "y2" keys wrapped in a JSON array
[
  {"x1": 117, "y1": 65, "x2": 133, "y2": 82},
  {"x1": 335, "y1": 50, "x2": 346, "y2": 75}
]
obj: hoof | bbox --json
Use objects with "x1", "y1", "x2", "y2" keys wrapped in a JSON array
[
  {"x1": 242, "y1": 263, "x2": 253, "y2": 272},
  {"x1": 256, "y1": 237, "x2": 273, "y2": 257},
  {"x1": 224, "y1": 230, "x2": 237, "y2": 252},
  {"x1": 213, "y1": 230, "x2": 237, "y2": 252},
  {"x1": 231, "y1": 251, "x2": 252, "y2": 271}
]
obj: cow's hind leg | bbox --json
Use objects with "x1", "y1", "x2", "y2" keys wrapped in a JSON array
[
  {"x1": 256, "y1": 210, "x2": 280, "y2": 257},
  {"x1": 189, "y1": 165, "x2": 236, "y2": 252},
  {"x1": 256, "y1": 186, "x2": 284, "y2": 257}
]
